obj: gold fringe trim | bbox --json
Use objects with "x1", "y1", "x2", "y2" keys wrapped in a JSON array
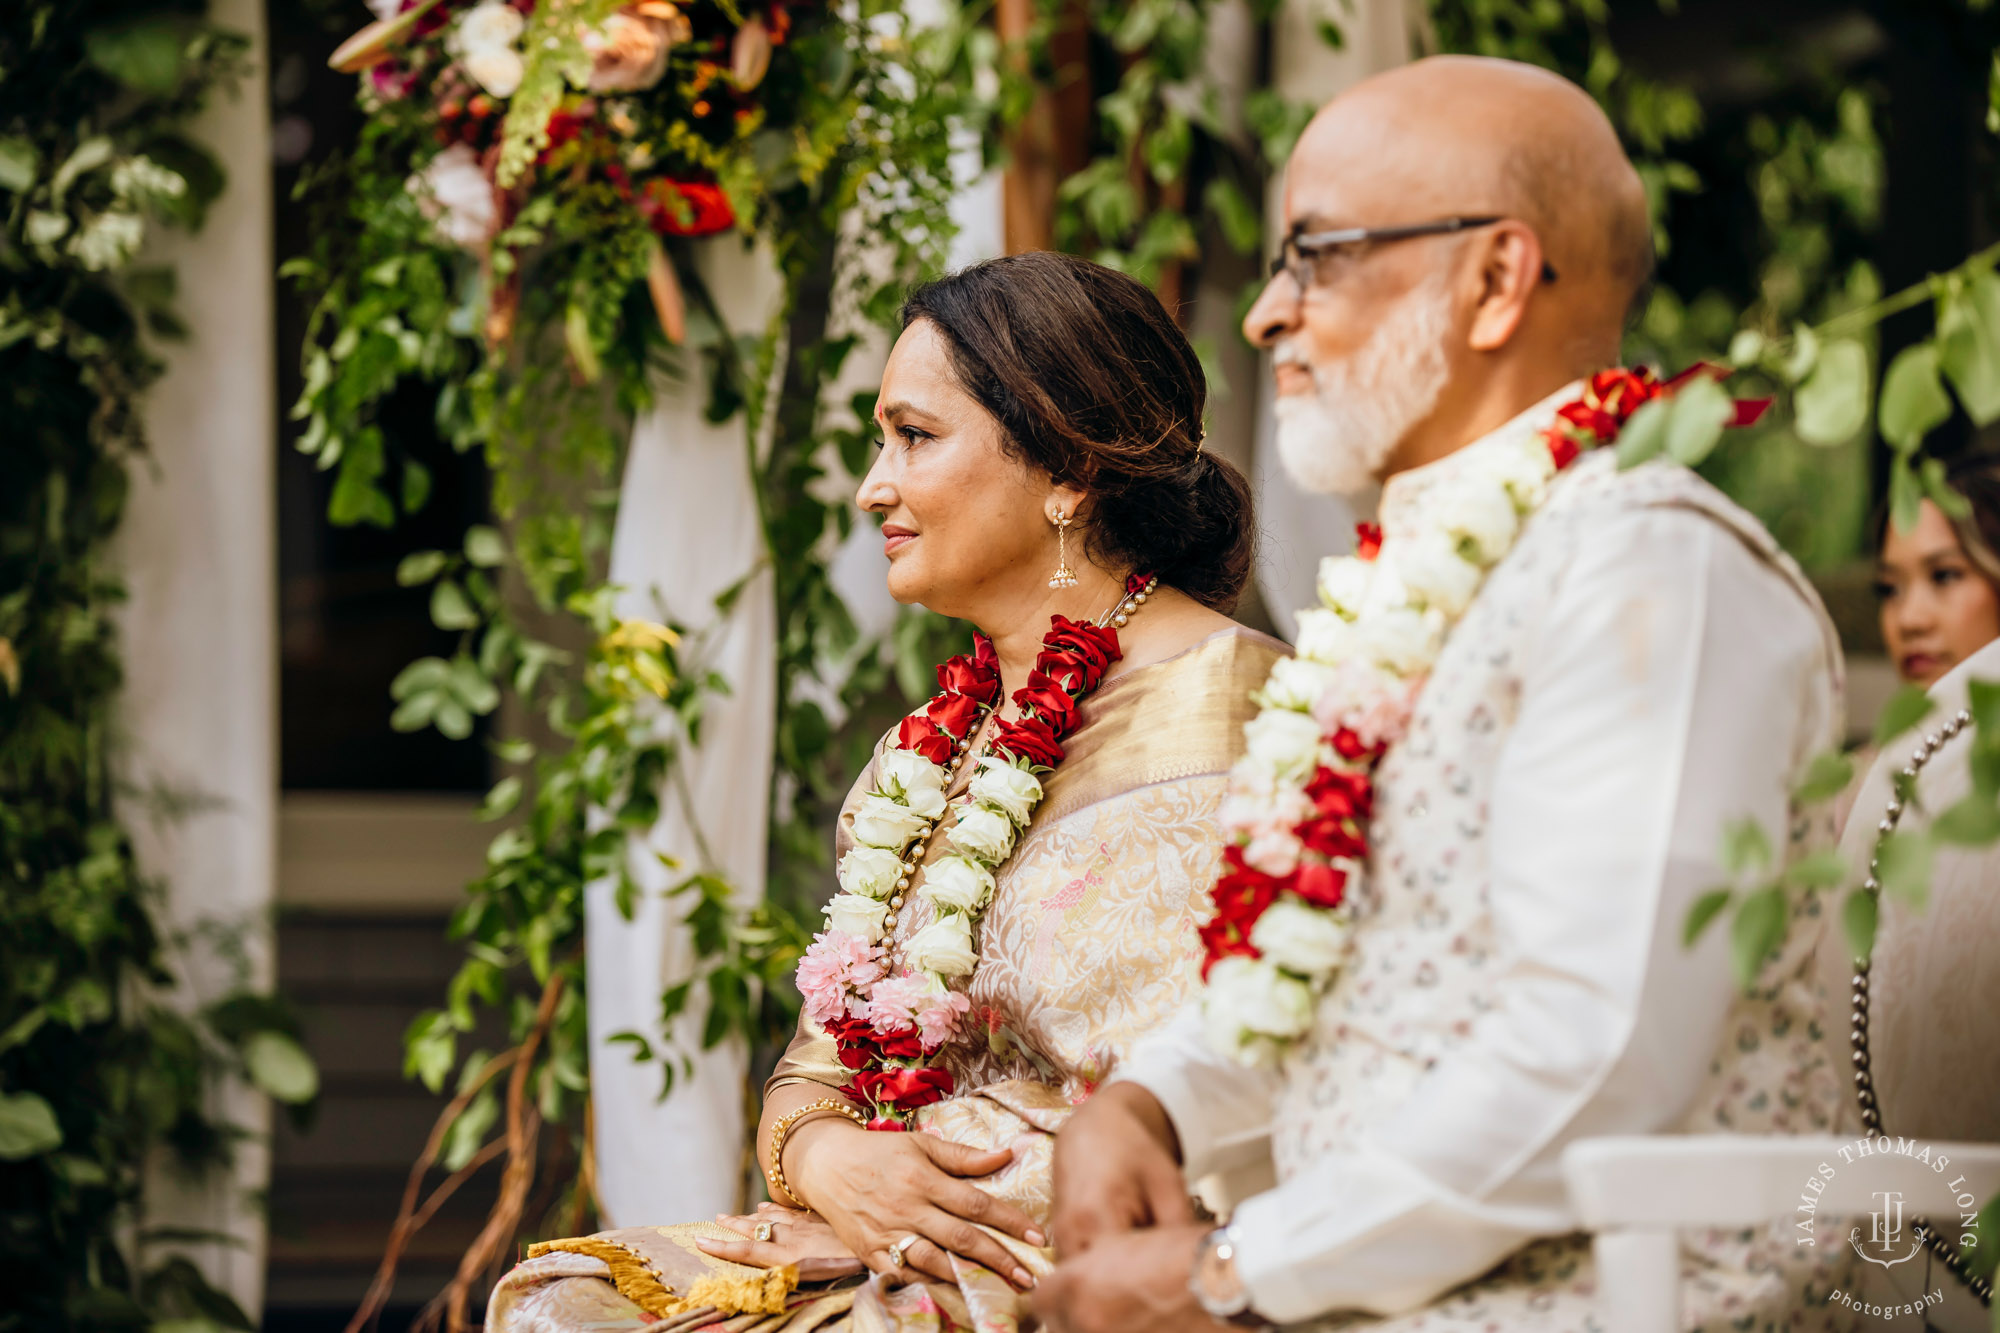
[{"x1": 525, "y1": 1237, "x2": 799, "y2": 1318}]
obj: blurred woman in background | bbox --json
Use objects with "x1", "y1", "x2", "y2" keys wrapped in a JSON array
[{"x1": 1874, "y1": 460, "x2": 2000, "y2": 689}]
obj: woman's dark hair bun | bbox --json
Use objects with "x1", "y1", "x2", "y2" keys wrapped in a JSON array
[{"x1": 899, "y1": 251, "x2": 1254, "y2": 611}]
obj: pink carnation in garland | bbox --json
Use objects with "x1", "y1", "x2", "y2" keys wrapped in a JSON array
[
  {"x1": 860, "y1": 972, "x2": 932, "y2": 1036},
  {"x1": 795, "y1": 931, "x2": 884, "y2": 1028},
  {"x1": 913, "y1": 989, "x2": 971, "y2": 1050}
]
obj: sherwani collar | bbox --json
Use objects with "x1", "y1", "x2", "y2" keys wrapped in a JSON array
[{"x1": 1376, "y1": 381, "x2": 1583, "y2": 543}]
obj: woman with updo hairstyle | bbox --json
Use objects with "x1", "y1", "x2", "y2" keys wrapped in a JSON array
[{"x1": 489, "y1": 252, "x2": 1284, "y2": 1333}]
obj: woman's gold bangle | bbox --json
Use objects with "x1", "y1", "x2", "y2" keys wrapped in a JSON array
[{"x1": 766, "y1": 1097, "x2": 865, "y2": 1209}]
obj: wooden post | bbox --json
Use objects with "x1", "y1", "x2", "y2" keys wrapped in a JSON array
[{"x1": 998, "y1": 0, "x2": 1092, "y2": 254}]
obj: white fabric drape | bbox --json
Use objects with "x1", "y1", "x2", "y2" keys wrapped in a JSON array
[
  {"x1": 587, "y1": 241, "x2": 780, "y2": 1226},
  {"x1": 116, "y1": 0, "x2": 276, "y2": 1311}
]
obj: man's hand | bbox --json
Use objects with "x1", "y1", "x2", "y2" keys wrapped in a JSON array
[
  {"x1": 1029, "y1": 1222, "x2": 1228, "y2": 1333},
  {"x1": 1051, "y1": 1081, "x2": 1191, "y2": 1257}
]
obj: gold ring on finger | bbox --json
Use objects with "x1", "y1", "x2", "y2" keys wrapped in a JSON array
[
  {"x1": 887, "y1": 1234, "x2": 919, "y2": 1269},
  {"x1": 753, "y1": 1221, "x2": 774, "y2": 1243}
]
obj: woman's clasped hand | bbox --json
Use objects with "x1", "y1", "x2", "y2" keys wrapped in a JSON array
[{"x1": 694, "y1": 1116, "x2": 1047, "y2": 1290}]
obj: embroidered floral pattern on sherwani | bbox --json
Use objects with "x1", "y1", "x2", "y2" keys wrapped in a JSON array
[{"x1": 484, "y1": 628, "x2": 1285, "y2": 1333}]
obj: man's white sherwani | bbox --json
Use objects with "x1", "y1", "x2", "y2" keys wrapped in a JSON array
[{"x1": 1118, "y1": 391, "x2": 1854, "y2": 1329}]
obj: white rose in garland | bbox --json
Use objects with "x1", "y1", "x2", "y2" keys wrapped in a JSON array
[
  {"x1": 905, "y1": 912, "x2": 978, "y2": 980},
  {"x1": 837, "y1": 846, "x2": 904, "y2": 900},
  {"x1": 920, "y1": 855, "x2": 996, "y2": 915},
  {"x1": 878, "y1": 748, "x2": 948, "y2": 818},
  {"x1": 968, "y1": 756, "x2": 1042, "y2": 826},
  {"x1": 850, "y1": 794, "x2": 932, "y2": 852},
  {"x1": 1196, "y1": 369, "x2": 1768, "y2": 1067},
  {"x1": 824, "y1": 893, "x2": 890, "y2": 944},
  {"x1": 946, "y1": 805, "x2": 1018, "y2": 863}
]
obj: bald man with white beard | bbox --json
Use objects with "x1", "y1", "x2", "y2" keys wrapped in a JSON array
[{"x1": 1031, "y1": 57, "x2": 1852, "y2": 1333}]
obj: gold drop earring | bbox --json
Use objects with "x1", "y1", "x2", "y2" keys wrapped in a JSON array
[{"x1": 1048, "y1": 508, "x2": 1077, "y2": 589}]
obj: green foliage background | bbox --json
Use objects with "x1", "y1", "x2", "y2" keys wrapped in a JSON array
[{"x1": 0, "y1": 4, "x2": 318, "y2": 1331}]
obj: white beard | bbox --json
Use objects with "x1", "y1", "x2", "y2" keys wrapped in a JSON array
[{"x1": 1272, "y1": 272, "x2": 1454, "y2": 497}]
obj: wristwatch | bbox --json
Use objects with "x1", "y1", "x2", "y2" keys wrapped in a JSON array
[{"x1": 1188, "y1": 1224, "x2": 1268, "y2": 1328}]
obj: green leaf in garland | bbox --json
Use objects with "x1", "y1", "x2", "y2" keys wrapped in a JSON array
[
  {"x1": 1793, "y1": 337, "x2": 1868, "y2": 445},
  {"x1": 0, "y1": 1091, "x2": 62, "y2": 1159},
  {"x1": 1873, "y1": 683, "x2": 1935, "y2": 748},
  {"x1": 1939, "y1": 270, "x2": 2000, "y2": 425},
  {"x1": 1729, "y1": 886, "x2": 1787, "y2": 989},
  {"x1": 242, "y1": 1031, "x2": 318, "y2": 1105},
  {"x1": 1683, "y1": 887, "x2": 1731, "y2": 946},
  {"x1": 1879, "y1": 342, "x2": 1954, "y2": 451},
  {"x1": 1841, "y1": 888, "x2": 1878, "y2": 963}
]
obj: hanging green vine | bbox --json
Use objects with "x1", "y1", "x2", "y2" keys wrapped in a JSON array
[
  {"x1": 1, "y1": 5, "x2": 320, "y2": 1331},
  {"x1": 291, "y1": 1, "x2": 1000, "y2": 1313}
]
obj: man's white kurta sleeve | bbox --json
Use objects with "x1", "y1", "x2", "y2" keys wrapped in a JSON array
[
  {"x1": 1112, "y1": 1007, "x2": 1281, "y2": 1180},
  {"x1": 1225, "y1": 506, "x2": 1835, "y2": 1322}
]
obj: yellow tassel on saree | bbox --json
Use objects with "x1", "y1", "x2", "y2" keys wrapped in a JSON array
[{"x1": 486, "y1": 629, "x2": 1284, "y2": 1333}]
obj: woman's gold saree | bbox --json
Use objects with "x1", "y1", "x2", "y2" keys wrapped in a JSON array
[{"x1": 486, "y1": 628, "x2": 1282, "y2": 1333}]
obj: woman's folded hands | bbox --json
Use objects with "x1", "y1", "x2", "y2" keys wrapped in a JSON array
[{"x1": 697, "y1": 1117, "x2": 1047, "y2": 1291}]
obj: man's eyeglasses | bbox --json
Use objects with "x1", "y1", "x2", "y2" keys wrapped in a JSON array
[{"x1": 1270, "y1": 216, "x2": 1559, "y2": 292}]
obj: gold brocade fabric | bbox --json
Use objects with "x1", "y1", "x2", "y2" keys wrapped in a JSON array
[{"x1": 485, "y1": 628, "x2": 1283, "y2": 1333}]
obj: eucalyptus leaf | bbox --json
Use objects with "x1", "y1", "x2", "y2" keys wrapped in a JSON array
[
  {"x1": 1782, "y1": 322, "x2": 1820, "y2": 385},
  {"x1": 1878, "y1": 342, "x2": 1954, "y2": 451},
  {"x1": 1792, "y1": 751, "x2": 1855, "y2": 805},
  {"x1": 1841, "y1": 889, "x2": 1879, "y2": 964},
  {"x1": 1938, "y1": 270, "x2": 2000, "y2": 426},
  {"x1": 1720, "y1": 816, "x2": 1773, "y2": 876},
  {"x1": 1665, "y1": 376, "x2": 1733, "y2": 466},
  {"x1": 1783, "y1": 849, "x2": 1850, "y2": 891},
  {"x1": 1888, "y1": 453, "x2": 1924, "y2": 535},
  {"x1": 1683, "y1": 887, "x2": 1732, "y2": 946},
  {"x1": 1920, "y1": 455, "x2": 1974, "y2": 520},
  {"x1": 1931, "y1": 793, "x2": 2000, "y2": 846},
  {"x1": 1872, "y1": 683, "x2": 1935, "y2": 747},
  {"x1": 1613, "y1": 397, "x2": 1672, "y2": 469},
  {"x1": 1876, "y1": 829, "x2": 1934, "y2": 908},
  {"x1": 1793, "y1": 338, "x2": 1868, "y2": 445},
  {"x1": 1728, "y1": 887, "x2": 1787, "y2": 990}
]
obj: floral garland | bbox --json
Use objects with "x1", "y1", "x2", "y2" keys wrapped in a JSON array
[
  {"x1": 796, "y1": 576, "x2": 1156, "y2": 1128},
  {"x1": 1199, "y1": 369, "x2": 1768, "y2": 1065}
]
